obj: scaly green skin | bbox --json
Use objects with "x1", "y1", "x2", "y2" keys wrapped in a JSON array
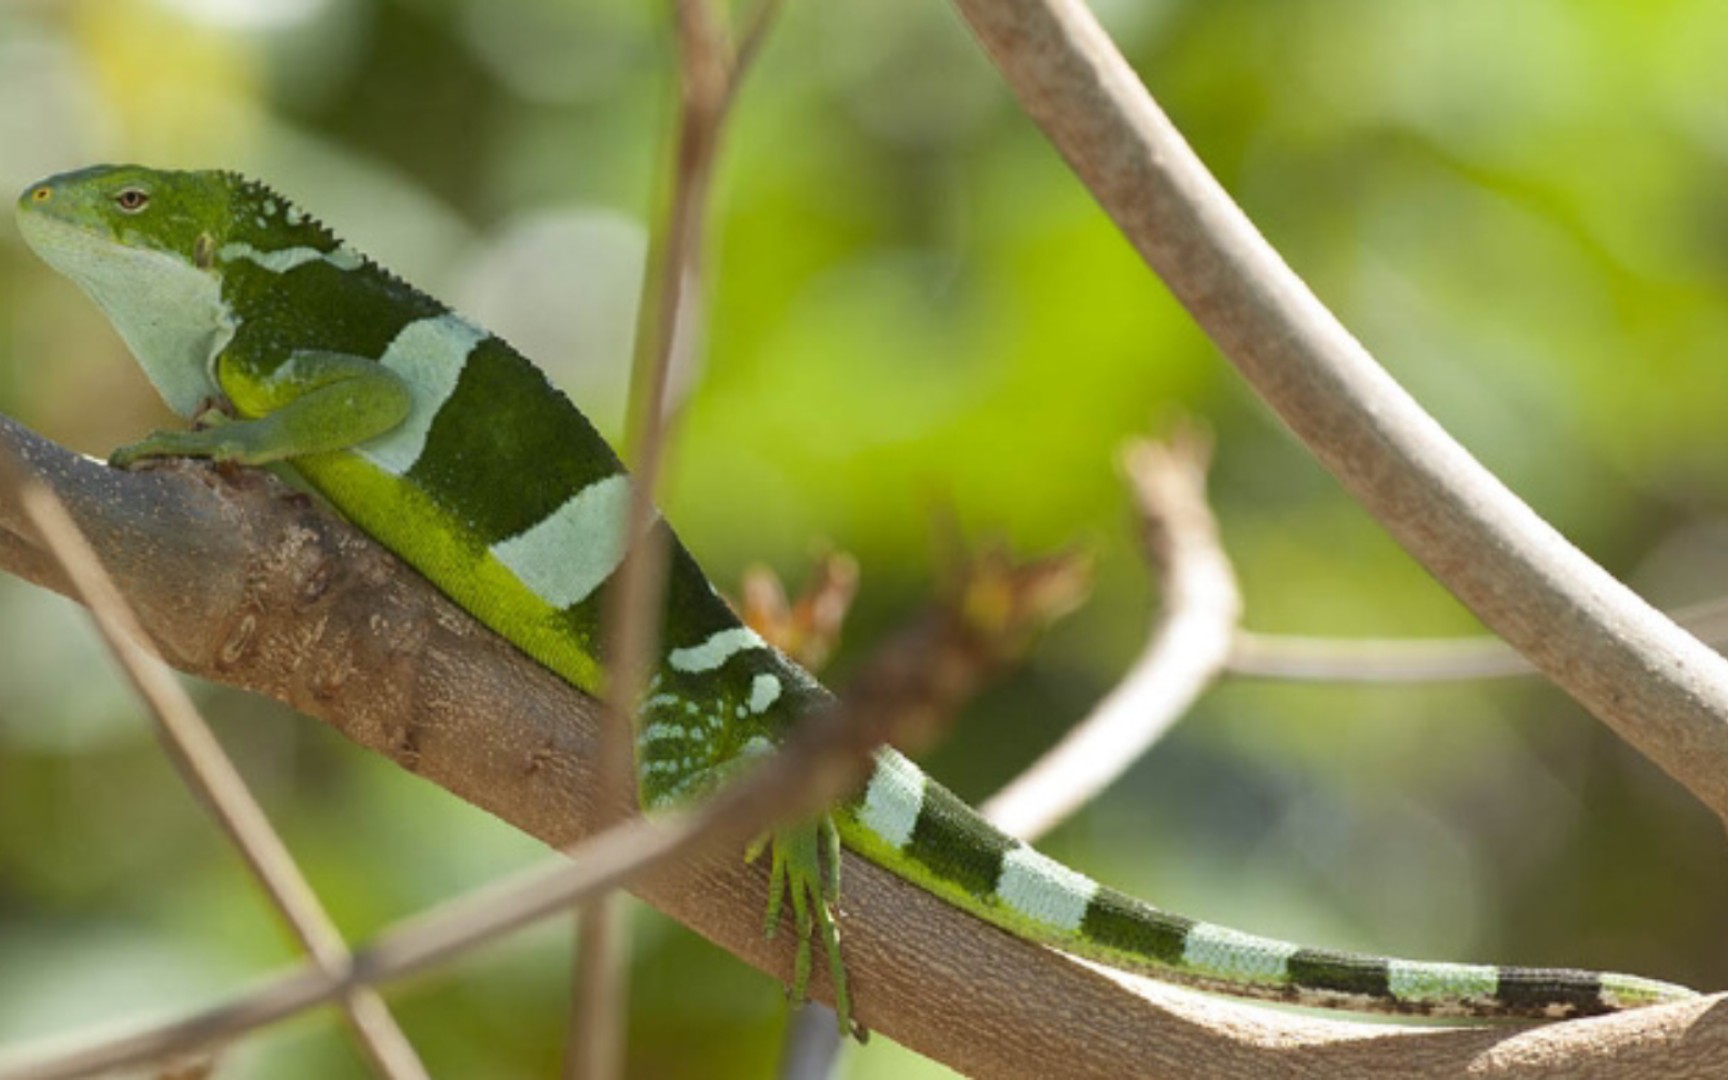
[{"x1": 15, "y1": 165, "x2": 1700, "y2": 1032}]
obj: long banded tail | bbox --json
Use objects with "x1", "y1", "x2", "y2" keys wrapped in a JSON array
[{"x1": 837, "y1": 748, "x2": 1697, "y2": 1019}]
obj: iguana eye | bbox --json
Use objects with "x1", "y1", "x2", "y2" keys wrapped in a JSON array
[{"x1": 114, "y1": 188, "x2": 150, "y2": 213}]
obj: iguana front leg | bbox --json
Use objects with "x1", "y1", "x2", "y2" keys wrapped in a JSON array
[{"x1": 111, "y1": 350, "x2": 411, "y2": 467}]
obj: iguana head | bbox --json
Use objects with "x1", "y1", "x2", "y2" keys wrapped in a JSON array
[
  {"x1": 16, "y1": 165, "x2": 242, "y2": 417},
  {"x1": 18, "y1": 165, "x2": 231, "y2": 268}
]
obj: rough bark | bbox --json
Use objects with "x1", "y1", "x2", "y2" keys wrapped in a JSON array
[{"x1": 2, "y1": 417, "x2": 1722, "y2": 1078}]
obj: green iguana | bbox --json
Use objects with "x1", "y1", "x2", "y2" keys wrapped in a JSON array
[{"x1": 13, "y1": 164, "x2": 1698, "y2": 1032}]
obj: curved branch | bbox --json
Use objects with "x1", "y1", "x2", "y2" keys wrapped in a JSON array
[
  {"x1": 3, "y1": 420, "x2": 1723, "y2": 1077},
  {"x1": 981, "y1": 427, "x2": 1238, "y2": 840},
  {"x1": 946, "y1": 0, "x2": 1728, "y2": 826}
]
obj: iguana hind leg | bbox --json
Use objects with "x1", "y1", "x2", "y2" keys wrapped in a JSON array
[
  {"x1": 757, "y1": 816, "x2": 850, "y2": 1031},
  {"x1": 638, "y1": 673, "x2": 856, "y2": 1036}
]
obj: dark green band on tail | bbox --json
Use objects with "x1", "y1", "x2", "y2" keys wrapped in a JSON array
[
  {"x1": 1079, "y1": 890, "x2": 1194, "y2": 967},
  {"x1": 906, "y1": 785, "x2": 1016, "y2": 897},
  {"x1": 1496, "y1": 968, "x2": 1607, "y2": 1017},
  {"x1": 1287, "y1": 949, "x2": 1392, "y2": 999}
]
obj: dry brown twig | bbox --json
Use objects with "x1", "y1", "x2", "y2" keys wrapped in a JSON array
[
  {"x1": 859, "y1": 539, "x2": 1091, "y2": 759},
  {"x1": 0, "y1": 422, "x2": 1082, "y2": 1079},
  {"x1": 568, "y1": 2, "x2": 785, "y2": 1076},
  {"x1": 739, "y1": 553, "x2": 860, "y2": 674},
  {"x1": 0, "y1": 447, "x2": 428, "y2": 1080}
]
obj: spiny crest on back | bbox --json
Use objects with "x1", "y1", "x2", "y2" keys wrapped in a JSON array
[
  {"x1": 216, "y1": 170, "x2": 341, "y2": 253},
  {"x1": 211, "y1": 170, "x2": 436, "y2": 309},
  {"x1": 206, "y1": 170, "x2": 376, "y2": 280}
]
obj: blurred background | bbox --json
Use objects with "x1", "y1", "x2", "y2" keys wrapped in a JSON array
[{"x1": 5, "y1": 0, "x2": 1728, "y2": 1076}]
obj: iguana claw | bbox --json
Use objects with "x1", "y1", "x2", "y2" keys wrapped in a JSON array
[{"x1": 753, "y1": 814, "x2": 852, "y2": 1035}]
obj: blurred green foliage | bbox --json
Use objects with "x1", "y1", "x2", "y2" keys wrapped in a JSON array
[{"x1": 3, "y1": 1, "x2": 1728, "y2": 1076}]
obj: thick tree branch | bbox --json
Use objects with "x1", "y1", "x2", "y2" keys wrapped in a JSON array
[
  {"x1": 3, "y1": 419, "x2": 1722, "y2": 1078},
  {"x1": 946, "y1": 0, "x2": 1728, "y2": 827}
]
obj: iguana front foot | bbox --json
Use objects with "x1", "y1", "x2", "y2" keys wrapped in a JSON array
[
  {"x1": 109, "y1": 402, "x2": 243, "y2": 468},
  {"x1": 109, "y1": 421, "x2": 248, "y2": 469}
]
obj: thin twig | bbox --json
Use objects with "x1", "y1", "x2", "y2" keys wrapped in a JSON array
[
  {"x1": 568, "y1": 1, "x2": 782, "y2": 1075},
  {"x1": 0, "y1": 616, "x2": 902, "y2": 1080},
  {"x1": 1229, "y1": 631, "x2": 1545, "y2": 682},
  {"x1": 0, "y1": 449, "x2": 428, "y2": 1080},
  {"x1": 947, "y1": 0, "x2": 1728, "y2": 827},
  {"x1": 566, "y1": 896, "x2": 630, "y2": 1080},
  {"x1": 729, "y1": 0, "x2": 785, "y2": 104},
  {"x1": 980, "y1": 426, "x2": 1238, "y2": 841},
  {"x1": 1229, "y1": 596, "x2": 1728, "y2": 683},
  {"x1": 739, "y1": 553, "x2": 861, "y2": 673},
  {"x1": 0, "y1": 817, "x2": 697, "y2": 1080}
]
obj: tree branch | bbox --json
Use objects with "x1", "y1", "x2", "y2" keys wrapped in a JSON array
[
  {"x1": 571, "y1": 1, "x2": 786, "y2": 1070},
  {"x1": 945, "y1": 0, "x2": 1728, "y2": 827},
  {"x1": 3, "y1": 418, "x2": 1722, "y2": 1077},
  {"x1": 980, "y1": 426, "x2": 1238, "y2": 841},
  {"x1": 0, "y1": 550, "x2": 907, "y2": 1080}
]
